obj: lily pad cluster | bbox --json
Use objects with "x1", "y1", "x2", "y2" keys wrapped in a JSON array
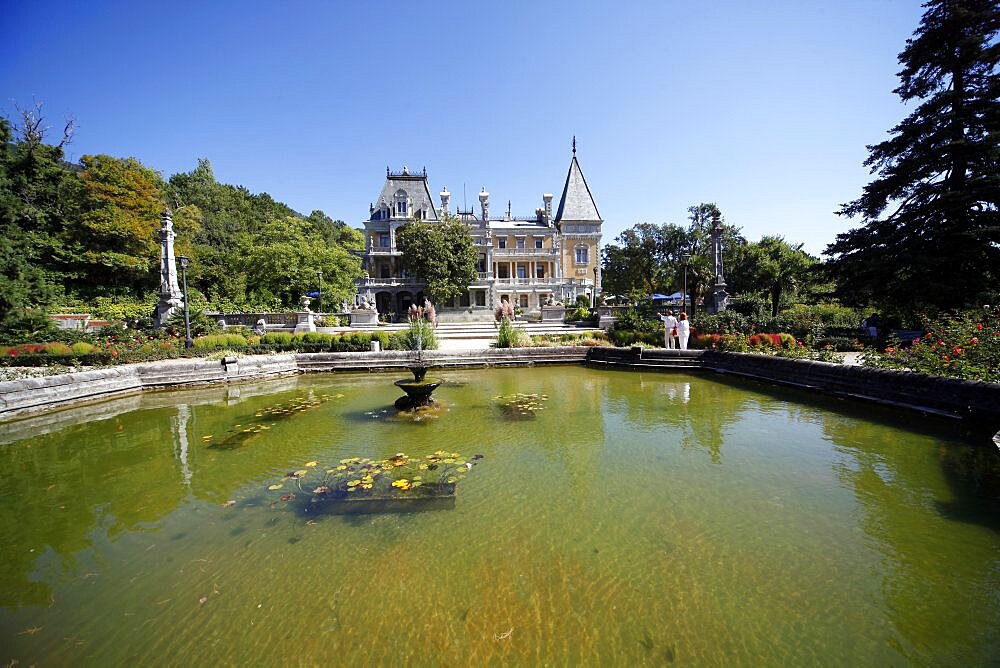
[
  {"x1": 202, "y1": 393, "x2": 343, "y2": 449},
  {"x1": 494, "y1": 392, "x2": 549, "y2": 420},
  {"x1": 267, "y1": 450, "x2": 483, "y2": 500}
]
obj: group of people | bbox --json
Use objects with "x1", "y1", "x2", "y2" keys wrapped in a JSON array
[{"x1": 659, "y1": 310, "x2": 691, "y2": 349}]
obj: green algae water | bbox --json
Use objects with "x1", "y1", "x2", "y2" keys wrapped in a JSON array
[{"x1": 1, "y1": 366, "x2": 999, "y2": 665}]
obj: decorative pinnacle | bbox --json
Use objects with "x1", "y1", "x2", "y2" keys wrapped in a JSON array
[{"x1": 572, "y1": 135, "x2": 576, "y2": 156}]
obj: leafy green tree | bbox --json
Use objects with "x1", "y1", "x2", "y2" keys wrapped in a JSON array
[
  {"x1": 680, "y1": 204, "x2": 746, "y2": 313},
  {"x1": 235, "y1": 216, "x2": 362, "y2": 308},
  {"x1": 600, "y1": 222, "x2": 687, "y2": 298},
  {"x1": 0, "y1": 109, "x2": 74, "y2": 324},
  {"x1": 65, "y1": 154, "x2": 165, "y2": 291},
  {"x1": 825, "y1": 0, "x2": 1000, "y2": 311},
  {"x1": 753, "y1": 237, "x2": 818, "y2": 317},
  {"x1": 397, "y1": 216, "x2": 478, "y2": 303}
]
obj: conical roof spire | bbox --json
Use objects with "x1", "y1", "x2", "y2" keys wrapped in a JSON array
[{"x1": 554, "y1": 140, "x2": 601, "y2": 223}]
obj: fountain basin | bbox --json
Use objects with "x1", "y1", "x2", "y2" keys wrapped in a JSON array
[{"x1": 393, "y1": 377, "x2": 443, "y2": 410}]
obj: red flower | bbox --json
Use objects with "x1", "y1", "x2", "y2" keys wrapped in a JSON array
[
  {"x1": 952, "y1": 347, "x2": 963, "y2": 355},
  {"x1": 885, "y1": 347, "x2": 895, "y2": 354},
  {"x1": 938, "y1": 341, "x2": 946, "y2": 346},
  {"x1": 976, "y1": 323, "x2": 984, "y2": 330},
  {"x1": 971, "y1": 337, "x2": 978, "y2": 344},
  {"x1": 944, "y1": 355, "x2": 951, "y2": 360},
  {"x1": 111, "y1": 350, "x2": 118, "y2": 357},
  {"x1": 7, "y1": 349, "x2": 16, "y2": 357},
  {"x1": 912, "y1": 337, "x2": 920, "y2": 344}
]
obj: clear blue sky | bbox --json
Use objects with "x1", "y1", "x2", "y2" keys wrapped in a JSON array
[{"x1": 1, "y1": 0, "x2": 924, "y2": 255}]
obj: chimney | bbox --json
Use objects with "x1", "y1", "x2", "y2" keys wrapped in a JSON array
[
  {"x1": 440, "y1": 186, "x2": 451, "y2": 217},
  {"x1": 479, "y1": 187, "x2": 490, "y2": 222},
  {"x1": 542, "y1": 193, "x2": 553, "y2": 224}
]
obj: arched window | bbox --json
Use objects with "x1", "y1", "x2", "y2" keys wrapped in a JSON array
[{"x1": 394, "y1": 189, "x2": 408, "y2": 216}]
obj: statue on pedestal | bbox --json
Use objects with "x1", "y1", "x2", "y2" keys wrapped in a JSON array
[{"x1": 153, "y1": 209, "x2": 185, "y2": 327}]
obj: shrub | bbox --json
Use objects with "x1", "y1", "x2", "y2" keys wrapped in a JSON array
[
  {"x1": 862, "y1": 307, "x2": 1000, "y2": 382},
  {"x1": 691, "y1": 333, "x2": 723, "y2": 349},
  {"x1": 300, "y1": 332, "x2": 334, "y2": 346},
  {"x1": 693, "y1": 311, "x2": 752, "y2": 335},
  {"x1": 495, "y1": 316, "x2": 527, "y2": 348},
  {"x1": 42, "y1": 342, "x2": 73, "y2": 355},
  {"x1": 261, "y1": 332, "x2": 295, "y2": 349},
  {"x1": 193, "y1": 334, "x2": 249, "y2": 350},
  {"x1": 71, "y1": 341, "x2": 96, "y2": 355},
  {"x1": 397, "y1": 318, "x2": 438, "y2": 351},
  {"x1": 718, "y1": 334, "x2": 750, "y2": 352}
]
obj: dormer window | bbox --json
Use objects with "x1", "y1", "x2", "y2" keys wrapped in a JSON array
[{"x1": 394, "y1": 189, "x2": 409, "y2": 218}]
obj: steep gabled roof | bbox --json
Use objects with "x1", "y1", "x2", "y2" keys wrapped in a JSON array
[{"x1": 554, "y1": 156, "x2": 601, "y2": 223}]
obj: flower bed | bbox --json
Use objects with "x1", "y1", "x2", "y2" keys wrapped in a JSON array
[{"x1": 863, "y1": 307, "x2": 1000, "y2": 382}]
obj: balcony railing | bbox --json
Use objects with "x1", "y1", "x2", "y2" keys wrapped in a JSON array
[
  {"x1": 367, "y1": 247, "x2": 397, "y2": 254},
  {"x1": 358, "y1": 277, "x2": 424, "y2": 288},
  {"x1": 491, "y1": 248, "x2": 558, "y2": 257}
]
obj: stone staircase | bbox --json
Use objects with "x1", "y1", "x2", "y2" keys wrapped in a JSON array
[{"x1": 351, "y1": 320, "x2": 604, "y2": 344}]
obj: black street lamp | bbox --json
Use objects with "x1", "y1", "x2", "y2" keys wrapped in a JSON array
[
  {"x1": 592, "y1": 266, "x2": 599, "y2": 308},
  {"x1": 316, "y1": 270, "x2": 323, "y2": 313},
  {"x1": 178, "y1": 255, "x2": 193, "y2": 349},
  {"x1": 681, "y1": 252, "x2": 691, "y2": 316}
]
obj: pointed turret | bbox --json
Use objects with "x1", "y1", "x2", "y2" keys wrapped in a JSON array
[{"x1": 554, "y1": 142, "x2": 602, "y2": 224}]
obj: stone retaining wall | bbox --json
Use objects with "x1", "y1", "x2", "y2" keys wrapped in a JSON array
[{"x1": 0, "y1": 348, "x2": 588, "y2": 421}]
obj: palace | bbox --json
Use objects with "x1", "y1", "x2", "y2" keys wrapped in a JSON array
[{"x1": 356, "y1": 143, "x2": 603, "y2": 316}]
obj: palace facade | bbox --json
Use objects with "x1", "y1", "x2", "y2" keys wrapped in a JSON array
[{"x1": 356, "y1": 145, "x2": 603, "y2": 315}]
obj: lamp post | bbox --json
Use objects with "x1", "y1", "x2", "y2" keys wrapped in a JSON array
[
  {"x1": 316, "y1": 270, "x2": 323, "y2": 313},
  {"x1": 592, "y1": 266, "x2": 599, "y2": 308},
  {"x1": 681, "y1": 252, "x2": 691, "y2": 316},
  {"x1": 178, "y1": 255, "x2": 193, "y2": 349}
]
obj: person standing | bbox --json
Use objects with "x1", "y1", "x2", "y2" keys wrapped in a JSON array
[
  {"x1": 676, "y1": 312, "x2": 691, "y2": 350},
  {"x1": 659, "y1": 310, "x2": 678, "y2": 349}
]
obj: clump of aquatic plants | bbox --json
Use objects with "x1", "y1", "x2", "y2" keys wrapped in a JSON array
[
  {"x1": 494, "y1": 392, "x2": 549, "y2": 420},
  {"x1": 267, "y1": 450, "x2": 482, "y2": 500},
  {"x1": 202, "y1": 393, "x2": 341, "y2": 449}
]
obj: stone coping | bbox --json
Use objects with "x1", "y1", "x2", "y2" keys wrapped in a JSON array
[
  {"x1": 0, "y1": 348, "x2": 587, "y2": 422},
  {"x1": 2, "y1": 347, "x2": 998, "y2": 435}
]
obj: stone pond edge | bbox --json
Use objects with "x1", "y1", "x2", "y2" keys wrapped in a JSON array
[{"x1": 1, "y1": 347, "x2": 998, "y2": 432}]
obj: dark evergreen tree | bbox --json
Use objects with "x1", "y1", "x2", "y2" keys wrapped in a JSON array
[{"x1": 826, "y1": 0, "x2": 1000, "y2": 311}]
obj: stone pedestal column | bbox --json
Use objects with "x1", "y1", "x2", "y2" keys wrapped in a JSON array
[{"x1": 153, "y1": 209, "x2": 184, "y2": 327}]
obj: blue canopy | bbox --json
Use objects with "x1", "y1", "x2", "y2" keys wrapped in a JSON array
[
  {"x1": 306, "y1": 291, "x2": 320, "y2": 298},
  {"x1": 650, "y1": 293, "x2": 670, "y2": 300},
  {"x1": 666, "y1": 292, "x2": 689, "y2": 300}
]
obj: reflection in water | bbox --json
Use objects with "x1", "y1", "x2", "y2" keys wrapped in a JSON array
[
  {"x1": 172, "y1": 404, "x2": 192, "y2": 487},
  {"x1": 823, "y1": 411, "x2": 1000, "y2": 663}
]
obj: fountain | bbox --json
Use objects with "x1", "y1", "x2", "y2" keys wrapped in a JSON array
[{"x1": 393, "y1": 305, "x2": 443, "y2": 411}]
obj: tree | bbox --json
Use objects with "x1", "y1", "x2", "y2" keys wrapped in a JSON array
[
  {"x1": 396, "y1": 216, "x2": 478, "y2": 303},
  {"x1": 0, "y1": 108, "x2": 76, "y2": 324},
  {"x1": 825, "y1": 0, "x2": 1000, "y2": 311},
  {"x1": 235, "y1": 216, "x2": 362, "y2": 308},
  {"x1": 600, "y1": 222, "x2": 687, "y2": 298},
  {"x1": 65, "y1": 154, "x2": 165, "y2": 292},
  {"x1": 753, "y1": 236, "x2": 818, "y2": 317}
]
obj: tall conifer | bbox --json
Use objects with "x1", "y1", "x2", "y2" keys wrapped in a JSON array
[{"x1": 826, "y1": 0, "x2": 999, "y2": 310}]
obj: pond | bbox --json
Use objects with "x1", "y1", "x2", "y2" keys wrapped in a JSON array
[{"x1": 1, "y1": 366, "x2": 999, "y2": 665}]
